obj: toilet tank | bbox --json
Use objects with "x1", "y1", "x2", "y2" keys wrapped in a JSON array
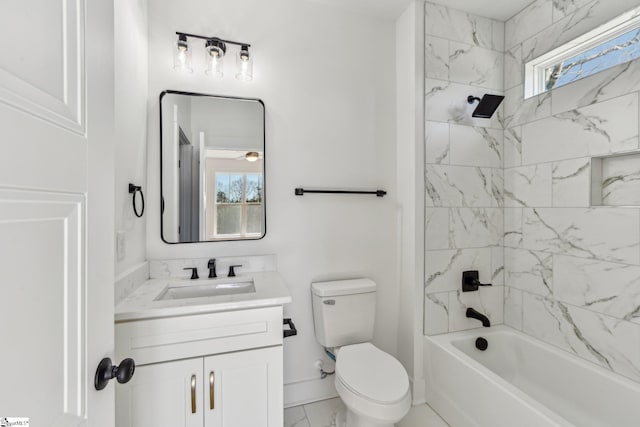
[{"x1": 311, "y1": 278, "x2": 376, "y2": 348}]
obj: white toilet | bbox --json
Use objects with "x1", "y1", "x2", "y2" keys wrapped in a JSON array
[{"x1": 311, "y1": 278, "x2": 411, "y2": 427}]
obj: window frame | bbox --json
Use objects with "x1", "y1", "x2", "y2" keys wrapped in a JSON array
[{"x1": 525, "y1": 6, "x2": 640, "y2": 99}]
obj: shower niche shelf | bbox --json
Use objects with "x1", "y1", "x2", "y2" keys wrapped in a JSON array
[{"x1": 591, "y1": 151, "x2": 640, "y2": 207}]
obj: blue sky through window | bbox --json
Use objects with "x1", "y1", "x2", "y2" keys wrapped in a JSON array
[{"x1": 544, "y1": 27, "x2": 640, "y2": 90}]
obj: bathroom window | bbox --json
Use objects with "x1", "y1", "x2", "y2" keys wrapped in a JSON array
[
  {"x1": 213, "y1": 172, "x2": 263, "y2": 238},
  {"x1": 525, "y1": 6, "x2": 640, "y2": 98}
]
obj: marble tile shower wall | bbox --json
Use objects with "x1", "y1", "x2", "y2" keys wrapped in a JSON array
[
  {"x1": 423, "y1": 2, "x2": 506, "y2": 336},
  {"x1": 502, "y1": 0, "x2": 640, "y2": 383}
]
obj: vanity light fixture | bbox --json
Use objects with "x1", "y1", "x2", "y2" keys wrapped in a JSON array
[
  {"x1": 173, "y1": 34, "x2": 193, "y2": 72},
  {"x1": 236, "y1": 45, "x2": 253, "y2": 81},
  {"x1": 174, "y1": 32, "x2": 253, "y2": 81},
  {"x1": 205, "y1": 39, "x2": 226, "y2": 77},
  {"x1": 245, "y1": 151, "x2": 259, "y2": 162}
]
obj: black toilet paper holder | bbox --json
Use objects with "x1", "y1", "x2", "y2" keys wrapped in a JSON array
[{"x1": 283, "y1": 318, "x2": 297, "y2": 338}]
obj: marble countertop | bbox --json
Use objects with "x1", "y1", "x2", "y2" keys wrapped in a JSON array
[{"x1": 115, "y1": 271, "x2": 292, "y2": 322}]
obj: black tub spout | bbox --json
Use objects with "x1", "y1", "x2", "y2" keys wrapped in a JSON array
[{"x1": 466, "y1": 308, "x2": 491, "y2": 327}]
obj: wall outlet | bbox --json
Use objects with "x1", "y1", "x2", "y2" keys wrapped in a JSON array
[{"x1": 116, "y1": 231, "x2": 126, "y2": 261}]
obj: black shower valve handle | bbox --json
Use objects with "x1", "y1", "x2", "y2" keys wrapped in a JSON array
[{"x1": 462, "y1": 270, "x2": 492, "y2": 292}]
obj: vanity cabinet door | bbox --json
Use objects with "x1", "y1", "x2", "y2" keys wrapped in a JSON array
[
  {"x1": 116, "y1": 358, "x2": 204, "y2": 427},
  {"x1": 204, "y1": 346, "x2": 283, "y2": 427}
]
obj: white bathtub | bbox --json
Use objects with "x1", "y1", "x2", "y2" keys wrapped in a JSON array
[{"x1": 424, "y1": 325, "x2": 640, "y2": 427}]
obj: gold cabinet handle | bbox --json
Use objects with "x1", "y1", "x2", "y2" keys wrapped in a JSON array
[
  {"x1": 209, "y1": 371, "x2": 215, "y2": 410},
  {"x1": 191, "y1": 374, "x2": 197, "y2": 414}
]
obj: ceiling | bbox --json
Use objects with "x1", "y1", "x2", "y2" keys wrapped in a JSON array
[
  {"x1": 309, "y1": 0, "x2": 534, "y2": 21},
  {"x1": 426, "y1": 0, "x2": 534, "y2": 21},
  {"x1": 307, "y1": 0, "x2": 413, "y2": 19}
]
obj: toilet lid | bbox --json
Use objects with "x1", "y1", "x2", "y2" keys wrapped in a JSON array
[{"x1": 336, "y1": 343, "x2": 409, "y2": 404}]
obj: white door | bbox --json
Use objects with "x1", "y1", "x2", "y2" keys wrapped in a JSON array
[
  {"x1": 116, "y1": 358, "x2": 203, "y2": 427},
  {"x1": 204, "y1": 347, "x2": 283, "y2": 427},
  {"x1": 0, "y1": 0, "x2": 115, "y2": 425}
]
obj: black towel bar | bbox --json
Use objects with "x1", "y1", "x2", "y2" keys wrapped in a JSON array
[{"x1": 294, "y1": 188, "x2": 387, "y2": 197}]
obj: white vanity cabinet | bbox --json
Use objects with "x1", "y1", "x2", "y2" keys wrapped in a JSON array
[
  {"x1": 116, "y1": 357, "x2": 204, "y2": 427},
  {"x1": 115, "y1": 305, "x2": 285, "y2": 427},
  {"x1": 204, "y1": 346, "x2": 282, "y2": 426}
]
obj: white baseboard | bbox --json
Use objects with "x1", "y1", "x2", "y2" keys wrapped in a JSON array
[{"x1": 284, "y1": 377, "x2": 338, "y2": 408}]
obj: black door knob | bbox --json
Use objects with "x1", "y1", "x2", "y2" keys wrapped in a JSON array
[{"x1": 94, "y1": 357, "x2": 136, "y2": 390}]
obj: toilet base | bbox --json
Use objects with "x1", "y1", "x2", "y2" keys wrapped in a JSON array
[{"x1": 336, "y1": 408, "x2": 396, "y2": 427}]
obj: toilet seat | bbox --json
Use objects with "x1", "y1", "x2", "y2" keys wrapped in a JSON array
[{"x1": 336, "y1": 343, "x2": 410, "y2": 404}]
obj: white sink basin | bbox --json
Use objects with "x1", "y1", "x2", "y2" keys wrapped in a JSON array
[{"x1": 155, "y1": 279, "x2": 256, "y2": 301}]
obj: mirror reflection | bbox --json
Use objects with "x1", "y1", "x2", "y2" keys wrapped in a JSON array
[{"x1": 160, "y1": 91, "x2": 265, "y2": 243}]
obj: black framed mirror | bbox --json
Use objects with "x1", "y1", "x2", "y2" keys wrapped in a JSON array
[{"x1": 160, "y1": 90, "x2": 265, "y2": 243}]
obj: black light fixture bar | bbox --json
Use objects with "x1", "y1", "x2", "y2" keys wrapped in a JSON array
[
  {"x1": 175, "y1": 32, "x2": 250, "y2": 48},
  {"x1": 294, "y1": 188, "x2": 387, "y2": 197}
]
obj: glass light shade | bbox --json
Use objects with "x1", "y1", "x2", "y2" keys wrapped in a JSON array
[
  {"x1": 205, "y1": 41, "x2": 226, "y2": 78},
  {"x1": 236, "y1": 47, "x2": 253, "y2": 81},
  {"x1": 245, "y1": 151, "x2": 259, "y2": 162},
  {"x1": 173, "y1": 37, "x2": 193, "y2": 72},
  {"x1": 205, "y1": 54, "x2": 224, "y2": 77}
]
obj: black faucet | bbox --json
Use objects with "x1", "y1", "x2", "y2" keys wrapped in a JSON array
[
  {"x1": 183, "y1": 267, "x2": 199, "y2": 280},
  {"x1": 228, "y1": 264, "x2": 242, "y2": 277},
  {"x1": 466, "y1": 308, "x2": 491, "y2": 327},
  {"x1": 208, "y1": 258, "x2": 217, "y2": 278}
]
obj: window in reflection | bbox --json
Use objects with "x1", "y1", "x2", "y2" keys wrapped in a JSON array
[{"x1": 206, "y1": 152, "x2": 263, "y2": 239}]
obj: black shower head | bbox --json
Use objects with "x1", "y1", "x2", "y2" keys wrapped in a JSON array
[{"x1": 467, "y1": 94, "x2": 505, "y2": 118}]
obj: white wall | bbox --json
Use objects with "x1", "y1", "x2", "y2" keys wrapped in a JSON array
[
  {"x1": 146, "y1": 0, "x2": 399, "y2": 404},
  {"x1": 395, "y1": 0, "x2": 425, "y2": 404},
  {"x1": 114, "y1": 0, "x2": 149, "y2": 277},
  {"x1": 190, "y1": 96, "x2": 263, "y2": 150}
]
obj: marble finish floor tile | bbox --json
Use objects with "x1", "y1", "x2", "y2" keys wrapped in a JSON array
[
  {"x1": 399, "y1": 404, "x2": 450, "y2": 427},
  {"x1": 286, "y1": 399, "x2": 449, "y2": 427},
  {"x1": 285, "y1": 405, "x2": 311, "y2": 427},
  {"x1": 303, "y1": 397, "x2": 345, "y2": 427}
]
